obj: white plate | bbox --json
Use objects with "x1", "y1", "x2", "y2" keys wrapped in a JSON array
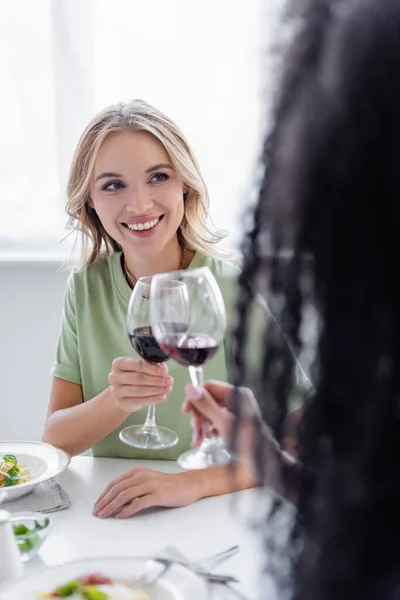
[
  {"x1": 0, "y1": 556, "x2": 209, "y2": 599},
  {"x1": 0, "y1": 441, "x2": 70, "y2": 503}
]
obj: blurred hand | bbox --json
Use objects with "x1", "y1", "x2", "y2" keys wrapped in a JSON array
[
  {"x1": 93, "y1": 466, "x2": 199, "y2": 519},
  {"x1": 182, "y1": 380, "x2": 263, "y2": 464},
  {"x1": 183, "y1": 381, "x2": 300, "y2": 500},
  {"x1": 183, "y1": 381, "x2": 233, "y2": 444},
  {"x1": 108, "y1": 357, "x2": 173, "y2": 412}
]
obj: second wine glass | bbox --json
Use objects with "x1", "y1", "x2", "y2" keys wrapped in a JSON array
[
  {"x1": 150, "y1": 266, "x2": 231, "y2": 469},
  {"x1": 119, "y1": 276, "x2": 179, "y2": 450}
]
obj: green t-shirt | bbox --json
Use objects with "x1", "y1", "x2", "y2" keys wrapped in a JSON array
[{"x1": 51, "y1": 251, "x2": 239, "y2": 459}]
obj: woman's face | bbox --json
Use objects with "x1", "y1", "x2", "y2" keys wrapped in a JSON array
[{"x1": 89, "y1": 130, "x2": 185, "y2": 256}]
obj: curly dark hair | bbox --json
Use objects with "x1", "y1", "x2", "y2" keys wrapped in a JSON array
[{"x1": 234, "y1": 0, "x2": 400, "y2": 598}]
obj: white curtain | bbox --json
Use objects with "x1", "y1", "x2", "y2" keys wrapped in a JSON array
[{"x1": 0, "y1": 0, "x2": 268, "y2": 256}]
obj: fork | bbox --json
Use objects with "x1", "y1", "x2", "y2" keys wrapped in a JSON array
[{"x1": 140, "y1": 544, "x2": 239, "y2": 584}]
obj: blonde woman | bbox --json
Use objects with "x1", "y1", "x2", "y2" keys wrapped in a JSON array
[{"x1": 42, "y1": 99, "x2": 256, "y2": 518}]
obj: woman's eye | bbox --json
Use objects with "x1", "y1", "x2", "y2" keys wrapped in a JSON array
[
  {"x1": 102, "y1": 181, "x2": 124, "y2": 191},
  {"x1": 150, "y1": 173, "x2": 169, "y2": 184}
]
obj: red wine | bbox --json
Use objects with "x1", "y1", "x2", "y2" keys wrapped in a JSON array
[
  {"x1": 160, "y1": 333, "x2": 219, "y2": 367},
  {"x1": 129, "y1": 327, "x2": 169, "y2": 363}
]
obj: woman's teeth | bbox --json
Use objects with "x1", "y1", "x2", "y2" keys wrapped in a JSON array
[{"x1": 126, "y1": 218, "x2": 160, "y2": 231}]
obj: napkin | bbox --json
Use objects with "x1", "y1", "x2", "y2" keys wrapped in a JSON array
[{"x1": 1, "y1": 478, "x2": 71, "y2": 513}]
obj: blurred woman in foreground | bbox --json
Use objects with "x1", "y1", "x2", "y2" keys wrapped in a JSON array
[{"x1": 186, "y1": 0, "x2": 400, "y2": 598}]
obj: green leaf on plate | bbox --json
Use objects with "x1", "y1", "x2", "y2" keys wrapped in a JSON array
[
  {"x1": 2, "y1": 454, "x2": 17, "y2": 464},
  {"x1": 82, "y1": 585, "x2": 108, "y2": 600},
  {"x1": 5, "y1": 468, "x2": 20, "y2": 486},
  {"x1": 55, "y1": 580, "x2": 82, "y2": 597}
]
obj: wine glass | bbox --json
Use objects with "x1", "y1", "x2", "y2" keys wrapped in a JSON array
[
  {"x1": 119, "y1": 276, "x2": 182, "y2": 450},
  {"x1": 150, "y1": 266, "x2": 231, "y2": 469}
]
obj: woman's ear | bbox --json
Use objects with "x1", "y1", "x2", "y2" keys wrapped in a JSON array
[{"x1": 88, "y1": 197, "x2": 95, "y2": 209}]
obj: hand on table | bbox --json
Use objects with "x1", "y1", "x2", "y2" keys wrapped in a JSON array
[
  {"x1": 93, "y1": 466, "x2": 199, "y2": 519},
  {"x1": 108, "y1": 357, "x2": 173, "y2": 412}
]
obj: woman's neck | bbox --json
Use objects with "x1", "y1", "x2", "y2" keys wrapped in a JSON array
[{"x1": 123, "y1": 236, "x2": 192, "y2": 280}]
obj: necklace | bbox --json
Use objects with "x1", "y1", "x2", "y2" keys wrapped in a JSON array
[{"x1": 123, "y1": 246, "x2": 186, "y2": 288}]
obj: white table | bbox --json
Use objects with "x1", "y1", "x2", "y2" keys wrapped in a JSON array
[{"x1": 28, "y1": 456, "x2": 263, "y2": 599}]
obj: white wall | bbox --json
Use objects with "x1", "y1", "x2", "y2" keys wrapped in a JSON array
[{"x1": 0, "y1": 262, "x2": 69, "y2": 441}]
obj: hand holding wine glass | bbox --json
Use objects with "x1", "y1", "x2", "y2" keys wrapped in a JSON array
[
  {"x1": 150, "y1": 267, "x2": 231, "y2": 469},
  {"x1": 118, "y1": 276, "x2": 182, "y2": 450},
  {"x1": 108, "y1": 356, "x2": 172, "y2": 413}
]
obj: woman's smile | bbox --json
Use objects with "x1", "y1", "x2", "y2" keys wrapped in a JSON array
[{"x1": 121, "y1": 214, "x2": 165, "y2": 238}]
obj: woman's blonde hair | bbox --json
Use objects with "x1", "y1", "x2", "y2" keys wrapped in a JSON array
[{"x1": 66, "y1": 99, "x2": 230, "y2": 268}]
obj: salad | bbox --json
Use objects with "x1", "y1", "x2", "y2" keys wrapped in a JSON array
[
  {"x1": 13, "y1": 517, "x2": 50, "y2": 555},
  {"x1": 0, "y1": 454, "x2": 32, "y2": 487},
  {"x1": 37, "y1": 573, "x2": 151, "y2": 599}
]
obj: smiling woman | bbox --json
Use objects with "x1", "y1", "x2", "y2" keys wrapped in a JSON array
[{"x1": 41, "y1": 99, "x2": 258, "y2": 519}]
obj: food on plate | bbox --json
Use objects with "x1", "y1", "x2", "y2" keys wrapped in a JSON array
[
  {"x1": 13, "y1": 517, "x2": 50, "y2": 554},
  {"x1": 0, "y1": 454, "x2": 32, "y2": 487},
  {"x1": 37, "y1": 573, "x2": 151, "y2": 599}
]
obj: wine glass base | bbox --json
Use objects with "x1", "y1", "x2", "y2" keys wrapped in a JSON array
[
  {"x1": 119, "y1": 425, "x2": 179, "y2": 450},
  {"x1": 177, "y1": 441, "x2": 231, "y2": 470}
]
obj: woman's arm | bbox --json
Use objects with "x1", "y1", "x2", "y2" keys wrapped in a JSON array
[
  {"x1": 92, "y1": 457, "x2": 257, "y2": 519},
  {"x1": 42, "y1": 378, "x2": 130, "y2": 456},
  {"x1": 188, "y1": 459, "x2": 257, "y2": 497},
  {"x1": 42, "y1": 358, "x2": 173, "y2": 456}
]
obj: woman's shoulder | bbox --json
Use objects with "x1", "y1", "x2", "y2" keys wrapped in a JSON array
[
  {"x1": 195, "y1": 253, "x2": 241, "y2": 308},
  {"x1": 70, "y1": 252, "x2": 120, "y2": 282},
  {"x1": 67, "y1": 252, "x2": 121, "y2": 297},
  {"x1": 200, "y1": 253, "x2": 241, "y2": 280}
]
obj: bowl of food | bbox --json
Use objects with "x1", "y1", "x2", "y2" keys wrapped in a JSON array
[
  {"x1": 0, "y1": 442, "x2": 70, "y2": 503},
  {"x1": 10, "y1": 512, "x2": 52, "y2": 562}
]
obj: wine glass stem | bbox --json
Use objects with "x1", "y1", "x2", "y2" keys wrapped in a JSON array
[
  {"x1": 142, "y1": 404, "x2": 157, "y2": 434},
  {"x1": 188, "y1": 365, "x2": 213, "y2": 439},
  {"x1": 188, "y1": 365, "x2": 204, "y2": 387}
]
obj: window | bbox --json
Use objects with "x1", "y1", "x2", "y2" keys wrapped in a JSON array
[{"x1": 0, "y1": 0, "x2": 264, "y2": 257}]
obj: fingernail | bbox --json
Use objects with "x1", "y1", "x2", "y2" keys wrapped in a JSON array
[
  {"x1": 159, "y1": 394, "x2": 167, "y2": 401},
  {"x1": 158, "y1": 363, "x2": 168, "y2": 374},
  {"x1": 165, "y1": 376, "x2": 173, "y2": 386},
  {"x1": 186, "y1": 384, "x2": 202, "y2": 400}
]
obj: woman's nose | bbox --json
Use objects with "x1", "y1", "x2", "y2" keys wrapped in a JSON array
[{"x1": 125, "y1": 187, "x2": 153, "y2": 214}]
